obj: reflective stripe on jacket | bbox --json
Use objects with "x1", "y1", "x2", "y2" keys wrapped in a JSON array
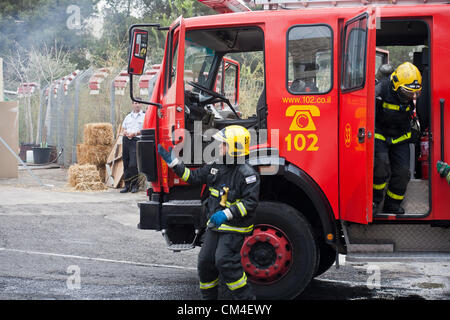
[
  {"x1": 375, "y1": 78, "x2": 414, "y2": 139},
  {"x1": 172, "y1": 161, "x2": 260, "y2": 235}
]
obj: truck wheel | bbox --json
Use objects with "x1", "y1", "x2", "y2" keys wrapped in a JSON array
[{"x1": 241, "y1": 201, "x2": 318, "y2": 299}]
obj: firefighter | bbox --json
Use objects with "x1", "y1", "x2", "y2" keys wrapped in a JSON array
[
  {"x1": 157, "y1": 125, "x2": 259, "y2": 300},
  {"x1": 373, "y1": 62, "x2": 422, "y2": 214}
]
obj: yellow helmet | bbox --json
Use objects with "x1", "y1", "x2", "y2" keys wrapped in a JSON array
[
  {"x1": 213, "y1": 125, "x2": 250, "y2": 157},
  {"x1": 390, "y1": 62, "x2": 422, "y2": 101}
]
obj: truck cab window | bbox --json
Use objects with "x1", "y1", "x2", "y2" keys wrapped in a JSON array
[
  {"x1": 342, "y1": 16, "x2": 367, "y2": 91},
  {"x1": 184, "y1": 39, "x2": 215, "y2": 89},
  {"x1": 287, "y1": 25, "x2": 332, "y2": 94},
  {"x1": 183, "y1": 27, "x2": 265, "y2": 130},
  {"x1": 169, "y1": 41, "x2": 178, "y2": 87}
]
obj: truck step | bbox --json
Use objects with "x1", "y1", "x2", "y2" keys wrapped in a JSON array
[
  {"x1": 347, "y1": 244, "x2": 394, "y2": 253},
  {"x1": 346, "y1": 252, "x2": 450, "y2": 263},
  {"x1": 162, "y1": 228, "x2": 199, "y2": 252},
  {"x1": 167, "y1": 243, "x2": 196, "y2": 251},
  {"x1": 343, "y1": 222, "x2": 450, "y2": 253}
]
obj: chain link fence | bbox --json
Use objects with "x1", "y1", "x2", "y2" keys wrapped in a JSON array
[{"x1": 17, "y1": 67, "x2": 153, "y2": 167}]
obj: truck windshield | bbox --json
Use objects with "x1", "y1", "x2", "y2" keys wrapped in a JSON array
[
  {"x1": 184, "y1": 38, "x2": 215, "y2": 89},
  {"x1": 183, "y1": 27, "x2": 264, "y2": 120}
]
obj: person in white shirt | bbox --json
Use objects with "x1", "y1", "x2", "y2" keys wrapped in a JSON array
[{"x1": 120, "y1": 100, "x2": 145, "y2": 193}]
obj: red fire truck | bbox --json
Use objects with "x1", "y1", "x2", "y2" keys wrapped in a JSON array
[{"x1": 127, "y1": 0, "x2": 450, "y2": 299}]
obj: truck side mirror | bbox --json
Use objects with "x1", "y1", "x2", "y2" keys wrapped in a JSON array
[
  {"x1": 128, "y1": 28, "x2": 148, "y2": 75},
  {"x1": 218, "y1": 57, "x2": 240, "y2": 107}
]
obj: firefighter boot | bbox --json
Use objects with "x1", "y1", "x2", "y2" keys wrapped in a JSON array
[
  {"x1": 199, "y1": 279, "x2": 219, "y2": 300},
  {"x1": 373, "y1": 201, "x2": 381, "y2": 214},
  {"x1": 382, "y1": 196, "x2": 405, "y2": 214},
  {"x1": 198, "y1": 230, "x2": 220, "y2": 300},
  {"x1": 229, "y1": 281, "x2": 255, "y2": 300}
]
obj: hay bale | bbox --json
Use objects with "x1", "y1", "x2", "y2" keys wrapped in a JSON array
[
  {"x1": 83, "y1": 123, "x2": 114, "y2": 146},
  {"x1": 83, "y1": 144, "x2": 112, "y2": 166},
  {"x1": 68, "y1": 164, "x2": 106, "y2": 191},
  {"x1": 97, "y1": 164, "x2": 106, "y2": 183},
  {"x1": 76, "y1": 144, "x2": 88, "y2": 165},
  {"x1": 68, "y1": 164, "x2": 99, "y2": 187},
  {"x1": 74, "y1": 181, "x2": 106, "y2": 191}
]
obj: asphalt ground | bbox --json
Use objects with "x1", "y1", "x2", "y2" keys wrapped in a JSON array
[{"x1": 0, "y1": 167, "x2": 448, "y2": 303}]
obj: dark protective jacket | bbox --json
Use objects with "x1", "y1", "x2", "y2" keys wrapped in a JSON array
[
  {"x1": 172, "y1": 161, "x2": 260, "y2": 235},
  {"x1": 375, "y1": 78, "x2": 414, "y2": 143}
]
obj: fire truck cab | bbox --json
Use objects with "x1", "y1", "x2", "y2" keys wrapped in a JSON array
[{"x1": 129, "y1": 0, "x2": 450, "y2": 299}]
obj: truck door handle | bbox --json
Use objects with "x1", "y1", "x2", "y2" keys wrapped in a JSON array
[
  {"x1": 171, "y1": 125, "x2": 182, "y2": 146},
  {"x1": 358, "y1": 127, "x2": 366, "y2": 143},
  {"x1": 171, "y1": 125, "x2": 176, "y2": 145}
]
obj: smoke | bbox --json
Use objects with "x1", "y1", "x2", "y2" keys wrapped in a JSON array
[{"x1": 0, "y1": 0, "x2": 99, "y2": 71}]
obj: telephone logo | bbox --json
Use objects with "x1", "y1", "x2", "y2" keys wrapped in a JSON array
[{"x1": 285, "y1": 105, "x2": 320, "y2": 131}]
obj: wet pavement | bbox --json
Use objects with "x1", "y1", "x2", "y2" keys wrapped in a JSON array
[{"x1": 0, "y1": 168, "x2": 448, "y2": 300}]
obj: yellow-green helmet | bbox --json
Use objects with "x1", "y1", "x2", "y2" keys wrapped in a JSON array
[{"x1": 212, "y1": 125, "x2": 250, "y2": 157}]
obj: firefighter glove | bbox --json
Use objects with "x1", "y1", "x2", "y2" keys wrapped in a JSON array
[
  {"x1": 209, "y1": 210, "x2": 231, "y2": 227},
  {"x1": 157, "y1": 144, "x2": 178, "y2": 167},
  {"x1": 437, "y1": 161, "x2": 450, "y2": 177},
  {"x1": 437, "y1": 161, "x2": 450, "y2": 186}
]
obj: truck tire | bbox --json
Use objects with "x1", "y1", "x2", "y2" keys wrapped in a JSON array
[
  {"x1": 241, "y1": 201, "x2": 318, "y2": 299},
  {"x1": 314, "y1": 241, "x2": 337, "y2": 277}
]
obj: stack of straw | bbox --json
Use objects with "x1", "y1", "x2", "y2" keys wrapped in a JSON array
[
  {"x1": 68, "y1": 164, "x2": 106, "y2": 191},
  {"x1": 70, "y1": 123, "x2": 114, "y2": 190}
]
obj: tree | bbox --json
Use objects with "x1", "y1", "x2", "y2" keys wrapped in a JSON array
[
  {"x1": 4, "y1": 43, "x2": 35, "y2": 144},
  {"x1": 4, "y1": 40, "x2": 76, "y2": 144},
  {"x1": 379, "y1": 45, "x2": 426, "y2": 69},
  {"x1": 95, "y1": 0, "x2": 215, "y2": 66}
]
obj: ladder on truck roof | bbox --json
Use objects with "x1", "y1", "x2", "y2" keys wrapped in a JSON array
[
  {"x1": 253, "y1": 0, "x2": 449, "y2": 10},
  {"x1": 197, "y1": 0, "x2": 251, "y2": 13},
  {"x1": 198, "y1": 0, "x2": 448, "y2": 13}
]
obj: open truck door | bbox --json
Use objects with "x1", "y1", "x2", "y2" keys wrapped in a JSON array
[
  {"x1": 339, "y1": 11, "x2": 376, "y2": 224},
  {"x1": 127, "y1": 19, "x2": 185, "y2": 194},
  {"x1": 159, "y1": 17, "x2": 186, "y2": 193}
]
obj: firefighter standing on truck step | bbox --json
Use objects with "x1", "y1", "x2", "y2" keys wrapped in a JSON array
[
  {"x1": 373, "y1": 62, "x2": 422, "y2": 214},
  {"x1": 157, "y1": 125, "x2": 259, "y2": 300}
]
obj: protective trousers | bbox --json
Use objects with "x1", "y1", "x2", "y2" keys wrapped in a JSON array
[
  {"x1": 198, "y1": 229, "x2": 255, "y2": 300},
  {"x1": 373, "y1": 138, "x2": 411, "y2": 209},
  {"x1": 122, "y1": 136, "x2": 138, "y2": 189}
]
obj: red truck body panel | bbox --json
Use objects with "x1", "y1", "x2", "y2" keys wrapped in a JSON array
[{"x1": 142, "y1": 4, "x2": 450, "y2": 223}]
